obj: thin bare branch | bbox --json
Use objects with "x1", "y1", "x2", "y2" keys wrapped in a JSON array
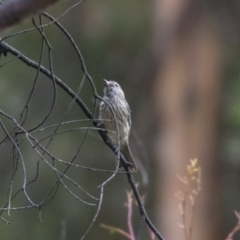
[{"x1": 0, "y1": 0, "x2": 59, "y2": 31}]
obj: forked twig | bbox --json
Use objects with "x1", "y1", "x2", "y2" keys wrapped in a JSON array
[{"x1": 0, "y1": 7, "x2": 165, "y2": 239}]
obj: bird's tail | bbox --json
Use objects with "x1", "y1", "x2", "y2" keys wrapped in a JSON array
[{"x1": 119, "y1": 144, "x2": 138, "y2": 172}]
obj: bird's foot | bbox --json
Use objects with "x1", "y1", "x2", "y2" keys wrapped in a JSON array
[
  {"x1": 113, "y1": 146, "x2": 119, "y2": 155},
  {"x1": 96, "y1": 121, "x2": 103, "y2": 129}
]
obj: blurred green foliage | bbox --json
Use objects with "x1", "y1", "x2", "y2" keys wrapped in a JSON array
[
  {"x1": 0, "y1": 0, "x2": 152, "y2": 239},
  {"x1": 1, "y1": 0, "x2": 240, "y2": 239}
]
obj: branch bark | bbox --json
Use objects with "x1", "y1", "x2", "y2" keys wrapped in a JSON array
[
  {"x1": 0, "y1": 41, "x2": 165, "y2": 240},
  {"x1": 0, "y1": 0, "x2": 59, "y2": 31}
]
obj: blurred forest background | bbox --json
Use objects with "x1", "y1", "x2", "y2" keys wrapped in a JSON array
[{"x1": 1, "y1": 0, "x2": 240, "y2": 240}]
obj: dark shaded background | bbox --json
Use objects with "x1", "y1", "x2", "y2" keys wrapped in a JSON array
[{"x1": 1, "y1": 0, "x2": 240, "y2": 239}]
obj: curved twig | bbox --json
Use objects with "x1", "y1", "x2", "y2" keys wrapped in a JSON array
[{"x1": 0, "y1": 41, "x2": 165, "y2": 240}]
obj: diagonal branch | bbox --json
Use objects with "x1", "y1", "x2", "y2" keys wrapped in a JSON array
[
  {"x1": 0, "y1": 40, "x2": 165, "y2": 240},
  {"x1": 0, "y1": 0, "x2": 59, "y2": 31}
]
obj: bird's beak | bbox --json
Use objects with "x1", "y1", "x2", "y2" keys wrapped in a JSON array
[{"x1": 103, "y1": 79, "x2": 109, "y2": 86}]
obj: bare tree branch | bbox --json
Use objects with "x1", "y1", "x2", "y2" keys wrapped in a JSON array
[
  {"x1": 0, "y1": 0, "x2": 59, "y2": 31},
  {"x1": 0, "y1": 39, "x2": 165, "y2": 240},
  {"x1": 0, "y1": 3, "x2": 166, "y2": 237}
]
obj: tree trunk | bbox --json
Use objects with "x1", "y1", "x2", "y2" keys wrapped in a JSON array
[{"x1": 153, "y1": 1, "x2": 223, "y2": 239}]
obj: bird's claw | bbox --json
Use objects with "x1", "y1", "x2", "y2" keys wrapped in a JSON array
[
  {"x1": 113, "y1": 146, "x2": 119, "y2": 154},
  {"x1": 96, "y1": 122, "x2": 102, "y2": 128}
]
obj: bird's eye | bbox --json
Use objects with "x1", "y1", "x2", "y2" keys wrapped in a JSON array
[{"x1": 115, "y1": 83, "x2": 118, "y2": 87}]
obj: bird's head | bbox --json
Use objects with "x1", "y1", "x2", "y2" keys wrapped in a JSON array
[{"x1": 103, "y1": 79, "x2": 125, "y2": 99}]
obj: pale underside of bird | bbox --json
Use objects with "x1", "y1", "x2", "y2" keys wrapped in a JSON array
[{"x1": 99, "y1": 79, "x2": 137, "y2": 172}]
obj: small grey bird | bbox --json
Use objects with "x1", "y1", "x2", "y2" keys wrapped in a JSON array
[{"x1": 99, "y1": 79, "x2": 137, "y2": 172}]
